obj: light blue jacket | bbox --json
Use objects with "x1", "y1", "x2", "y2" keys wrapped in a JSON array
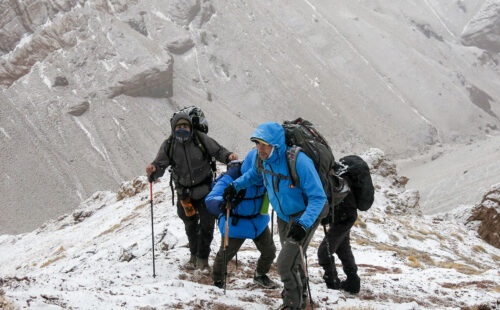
[
  {"x1": 206, "y1": 149, "x2": 270, "y2": 239},
  {"x1": 232, "y1": 122, "x2": 327, "y2": 229}
]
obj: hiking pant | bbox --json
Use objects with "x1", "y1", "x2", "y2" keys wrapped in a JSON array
[
  {"x1": 317, "y1": 219, "x2": 357, "y2": 277},
  {"x1": 212, "y1": 226, "x2": 276, "y2": 282},
  {"x1": 176, "y1": 197, "x2": 215, "y2": 260},
  {"x1": 277, "y1": 216, "x2": 319, "y2": 309}
]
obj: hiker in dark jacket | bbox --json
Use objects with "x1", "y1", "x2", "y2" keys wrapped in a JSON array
[
  {"x1": 146, "y1": 112, "x2": 238, "y2": 270},
  {"x1": 206, "y1": 149, "x2": 277, "y2": 289},
  {"x1": 317, "y1": 187, "x2": 360, "y2": 294},
  {"x1": 223, "y1": 122, "x2": 327, "y2": 310}
]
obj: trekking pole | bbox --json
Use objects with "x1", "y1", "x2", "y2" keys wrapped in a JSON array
[
  {"x1": 150, "y1": 182, "x2": 156, "y2": 278},
  {"x1": 299, "y1": 244, "x2": 313, "y2": 308},
  {"x1": 224, "y1": 201, "x2": 231, "y2": 295},
  {"x1": 322, "y1": 223, "x2": 335, "y2": 278}
]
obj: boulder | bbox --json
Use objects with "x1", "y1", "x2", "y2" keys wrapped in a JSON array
[{"x1": 467, "y1": 184, "x2": 500, "y2": 248}]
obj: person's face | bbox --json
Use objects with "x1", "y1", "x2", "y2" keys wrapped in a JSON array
[
  {"x1": 175, "y1": 122, "x2": 191, "y2": 131},
  {"x1": 255, "y1": 141, "x2": 273, "y2": 160}
]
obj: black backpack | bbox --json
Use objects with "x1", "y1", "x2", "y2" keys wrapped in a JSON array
[
  {"x1": 334, "y1": 155, "x2": 374, "y2": 211},
  {"x1": 256, "y1": 118, "x2": 350, "y2": 208},
  {"x1": 172, "y1": 106, "x2": 209, "y2": 133}
]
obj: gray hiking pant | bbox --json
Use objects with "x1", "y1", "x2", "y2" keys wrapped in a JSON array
[
  {"x1": 212, "y1": 226, "x2": 276, "y2": 282},
  {"x1": 277, "y1": 216, "x2": 319, "y2": 309}
]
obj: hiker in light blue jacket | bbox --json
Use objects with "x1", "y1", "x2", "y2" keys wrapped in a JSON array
[
  {"x1": 223, "y1": 122, "x2": 327, "y2": 310},
  {"x1": 206, "y1": 149, "x2": 276, "y2": 289}
]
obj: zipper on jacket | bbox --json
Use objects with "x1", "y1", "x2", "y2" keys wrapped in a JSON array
[{"x1": 182, "y1": 143, "x2": 195, "y2": 185}]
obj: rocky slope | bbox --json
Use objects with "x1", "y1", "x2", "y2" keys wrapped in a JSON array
[
  {"x1": 0, "y1": 149, "x2": 498, "y2": 309},
  {"x1": 1, "y1": 0, "x2": 500, "y2": 234}
]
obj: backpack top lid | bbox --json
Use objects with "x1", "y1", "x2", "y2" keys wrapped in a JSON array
[
  {"x1": 336, "y1": 155, "x2": 374, "y2": 211},
  {"x1": 172, "y1": 106, "x2": 209, "y2": 133}
]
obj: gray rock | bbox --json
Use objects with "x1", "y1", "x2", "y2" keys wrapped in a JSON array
[
  {"x1": 108, "y1": 63, "x2": 174, "y2": 98},
  {"x1": 53, "y1": 76, "x2": 69, "y2": 87},
  {"x1": 462, "y1": 1, "x2": 500, "y2": 53},
  {"x1": 67, "y1": 101, "x2": 89, "y2": 116},
  {"x1": 166, "y1": 37, "x2": 195, "y2": 54}
]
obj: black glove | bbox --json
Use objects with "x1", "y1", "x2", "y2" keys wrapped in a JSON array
[
  {"x1": 233, "y1": 189, "x2": 246, "y2": 205},
  {"x1": 223, "y1": 183, "x2": 237, "y2": 202},
  {"x1": 287, "y1": 221, "x2": 307, "y2": 242}
]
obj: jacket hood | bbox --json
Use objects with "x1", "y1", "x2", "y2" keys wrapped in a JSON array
[
  {"x1": 250, "y1": 122, "x2": 286, "y2": 159},
  {"x1": 170, "y1": 111, "x2": 192, "y2": 132}
]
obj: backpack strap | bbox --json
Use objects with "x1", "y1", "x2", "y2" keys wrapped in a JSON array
[
  {"x1": 255, "y1": 156, "x2": 291, "y2": 181},
  {"x1": 194, "y1": 131, "x2": 217, "y2": 176},
  {"x1": 286, "y1": 145, "x2": 302, "y2": 188}
]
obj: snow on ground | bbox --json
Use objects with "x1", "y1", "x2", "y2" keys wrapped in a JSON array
[{"x1": 0, "y1": 149, "x2": 499, "y2": 310}]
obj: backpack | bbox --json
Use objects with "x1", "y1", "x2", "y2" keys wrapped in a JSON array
[
  {"x1": 256, "y1": 118, "x2": 350, "y2": 209},
  {"x1": 334, "y1": 155, "x2": 374, "y2": 211},
  {"x1": 173, "y1": 106, "x2": 209, "y2": 133}
]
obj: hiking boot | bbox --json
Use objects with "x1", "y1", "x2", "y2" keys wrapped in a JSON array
[
  {"x1": 323, "y1": 273, "x2": 341, "y2": 290},
  {"x1": 196, "y1": 257, "x2": 210, "y2": 271},
  {"x1": 253, "y1": 274, "x2": 277, "y2": 289},
  {"x1": 214, "y1": 280, "x2": 224, "y2": 289},
  {"x1": 185, "y1": 254, "x2": 197, "y2": 270},
  {"x1": 340, "y1": 274, "x2": 360, "y2": 294}
]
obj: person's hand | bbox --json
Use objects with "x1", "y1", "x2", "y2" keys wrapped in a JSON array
[
  {"x1": 146, "y1": 164, "x2": 156, "y2": 176},
  {"x1": 223, "y1": 183, "x2": 237, "y2": 203},
  {"x1": 228, "y1": 153, "x2": 238, "y2": 161},
  {"x1": 146, "y1": 164, "x2": 156, "y2": 183},
  {"x1": 287, "y1": 221, "x2": 307, "y2": 242}
]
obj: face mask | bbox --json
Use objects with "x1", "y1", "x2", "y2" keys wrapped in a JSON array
[{"x1": 175, "y1": 128, "x2": 191, "y2": 142}]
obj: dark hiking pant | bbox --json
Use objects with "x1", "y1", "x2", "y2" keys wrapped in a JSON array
[
  {"x1": 176, "y1": 198, "x2": 215, "y2": 260},
  {"x1": 277, "y1": 216, "x2": 319, "y2": 309},
  {"x1": 212, "y1": 226, "x2": 276, "y2": 282},
  {"x1": 317, "y1": 219, "x2": 357, "y2": 277}
]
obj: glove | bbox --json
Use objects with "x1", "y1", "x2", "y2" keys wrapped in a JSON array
[
  {"x1": 223, "y1": 183, "x2": 237, "y2": 202},
  {"x1": 233, "y1": 189, "x2": 246, "y2": 205},
  {"x1": 287, "y1": 221, "x2": 307, "y2": 242}
]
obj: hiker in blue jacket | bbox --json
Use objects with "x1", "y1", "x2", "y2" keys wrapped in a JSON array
[
  {"x1": 223, "y1": 122, "x2": 327, "y2": 310},
  {"x1": 206, "y1": 149, "x2": 277, "y2": 289}
]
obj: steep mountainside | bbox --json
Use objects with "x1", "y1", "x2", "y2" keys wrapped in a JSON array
[{"x1": 1, "y1": 0, "x2": 499, "y2": 233}]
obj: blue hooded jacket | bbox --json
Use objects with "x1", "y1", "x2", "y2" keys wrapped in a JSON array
[
  {"x1": 205, "y1": 149, "x2": 270, "y2": 239},
  {"x1": 232, "y1": 122, "x2": 327, "y2": 229}
]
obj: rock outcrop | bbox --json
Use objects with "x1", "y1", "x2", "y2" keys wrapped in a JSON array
[
  {"x1": 362, "y1": 148, "x2": 421, "y2": 216},
  {"x1": 461, "y1": 0, "x2": 500, "y2": 53},
  {"x1": 467, "y1": 184, "x2": 500, "y2": 248}
]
